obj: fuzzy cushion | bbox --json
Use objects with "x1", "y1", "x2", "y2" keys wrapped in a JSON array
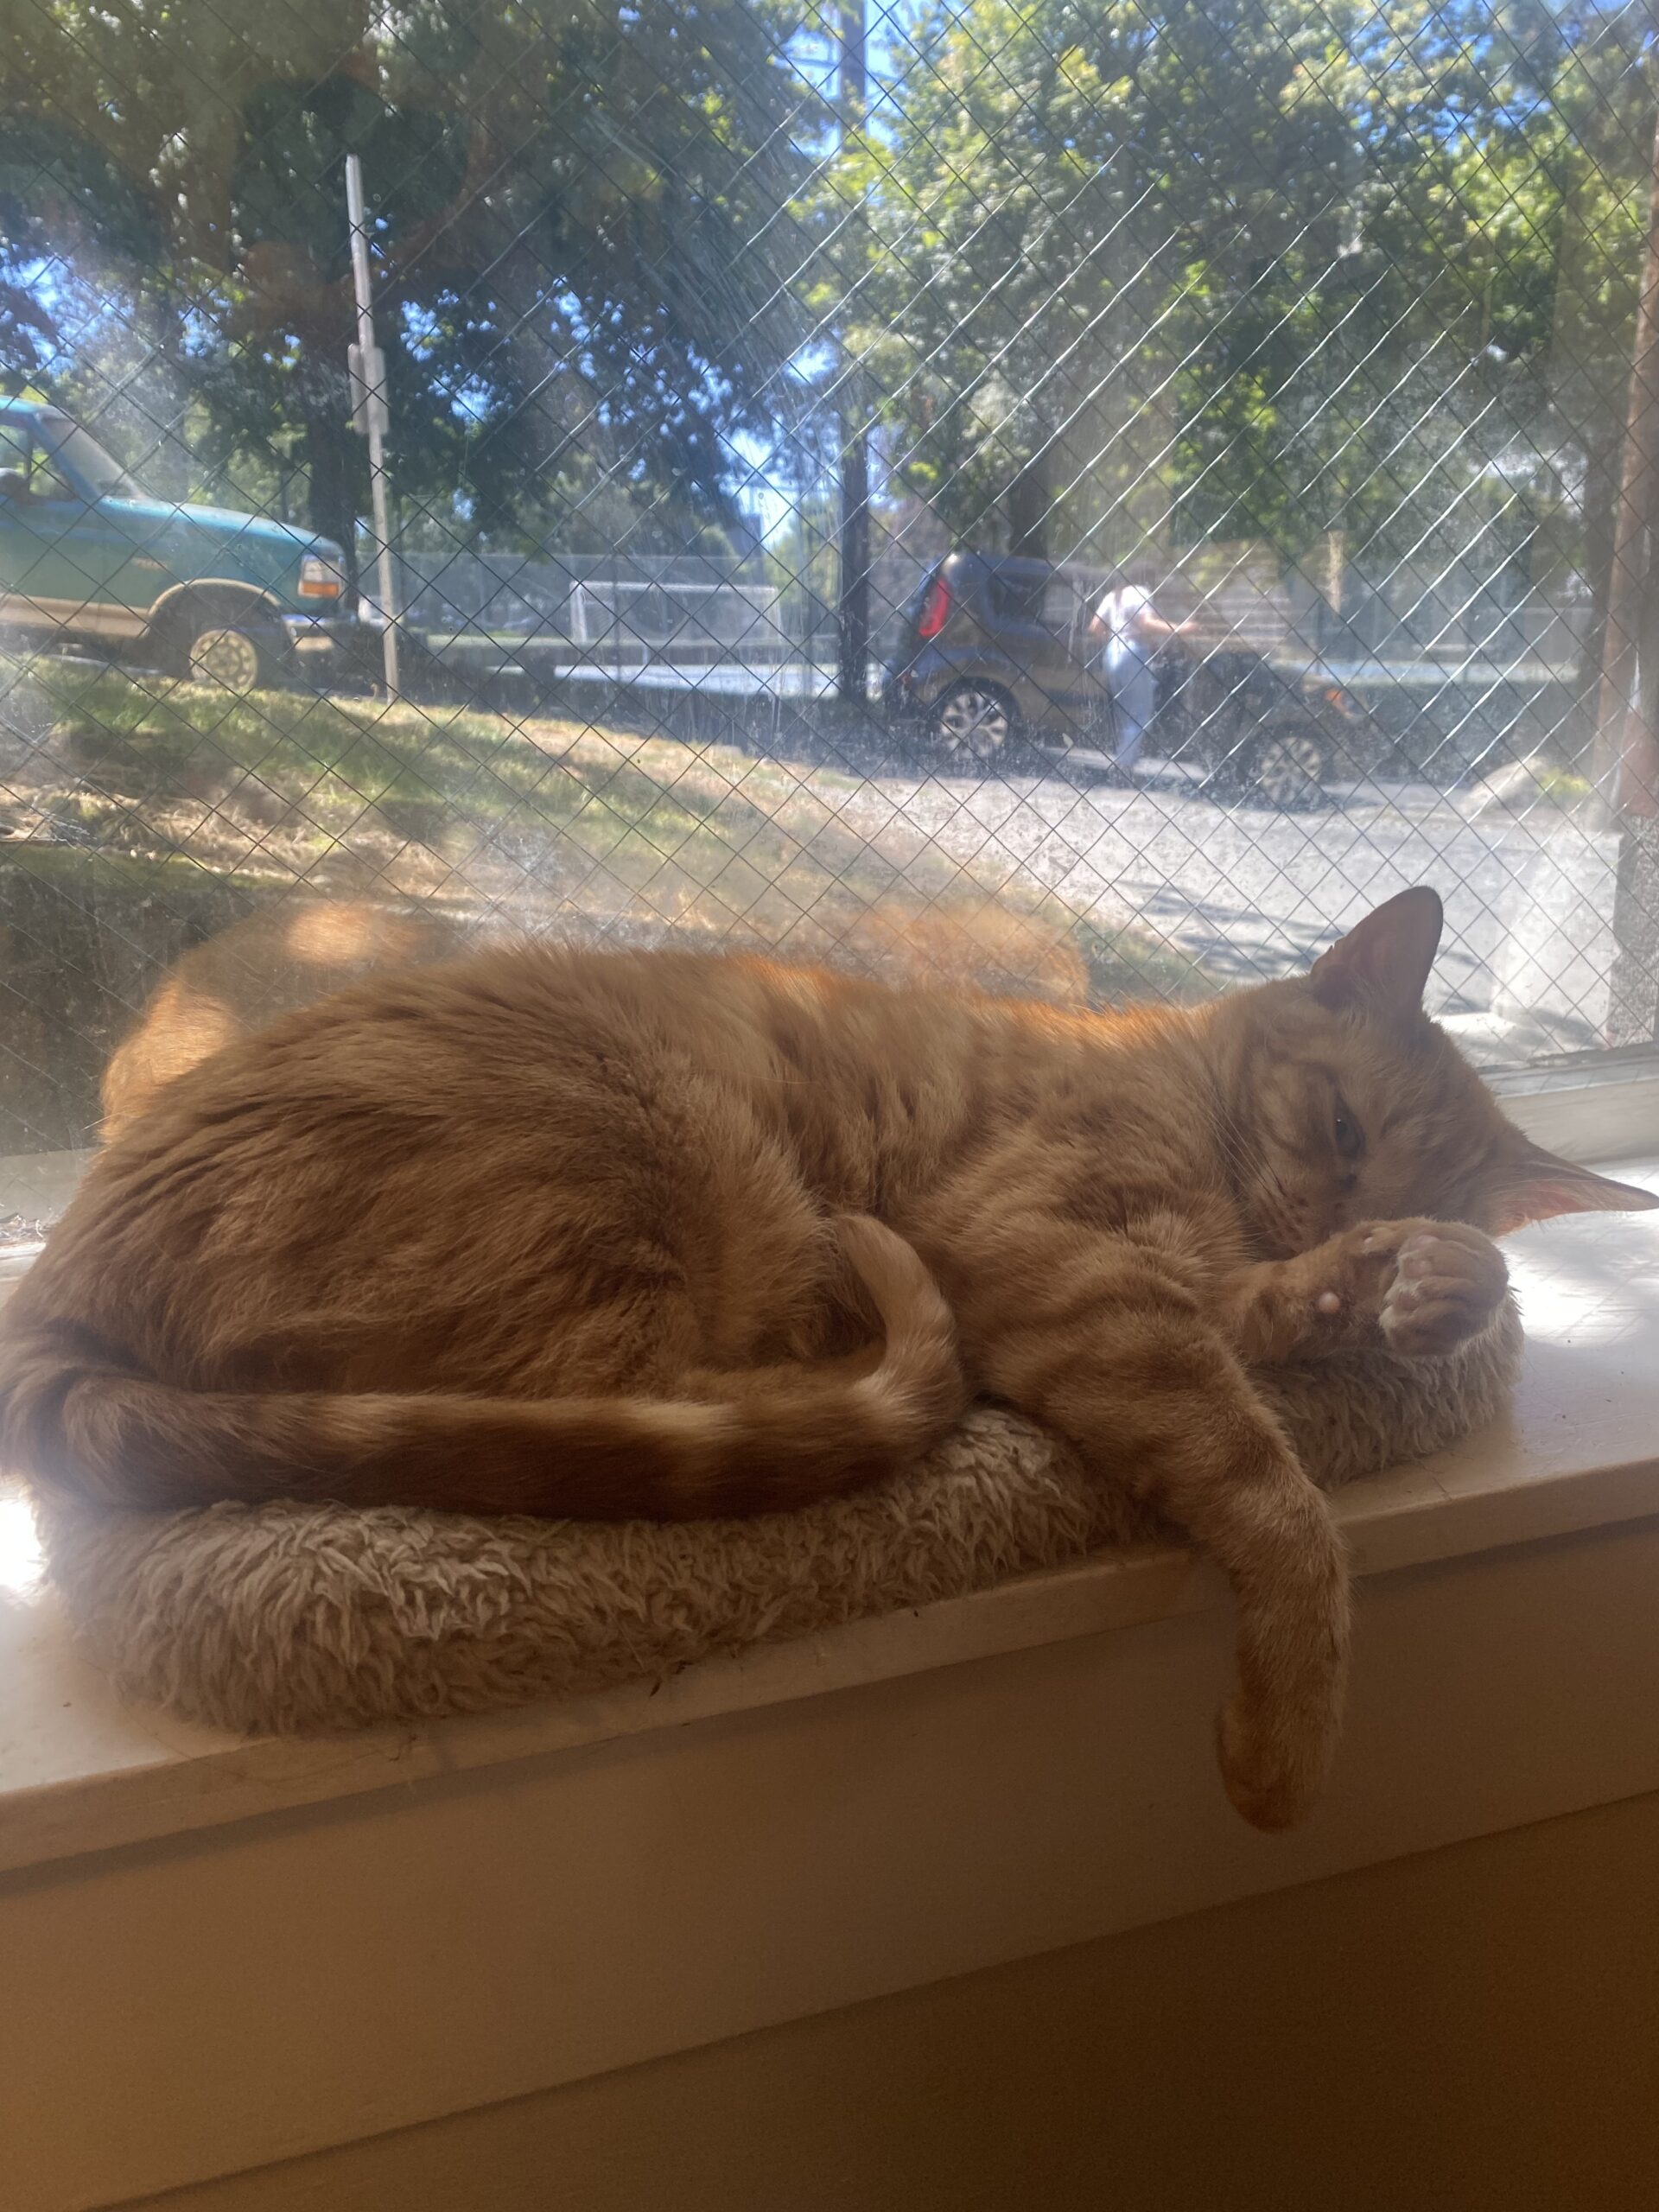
[{"x1": 30, "y1": 1307, "x2": 1522, "y2": 1737}]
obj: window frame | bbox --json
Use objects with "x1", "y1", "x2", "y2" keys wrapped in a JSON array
[{"x1": 1490, "y1": 1048, "x2": 1659, "y2": 1160}]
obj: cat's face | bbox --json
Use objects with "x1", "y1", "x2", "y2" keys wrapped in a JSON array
[{"x1": 1211, "y1": 887, "x2": 1656, "y2": 1258}]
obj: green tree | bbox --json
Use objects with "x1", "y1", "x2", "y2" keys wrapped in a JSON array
[
  {"x1": 0, "y1": 0, "x2": 814, "y2": 567},
  {"x1": 1166, "y1": 3, "x2": 1651, "y2": 611},
  {"x1": 823, "y1": 0, "x2": 1652, "y2": 621}
]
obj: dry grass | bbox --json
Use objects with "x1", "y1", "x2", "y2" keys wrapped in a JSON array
[{"x1": 0, "y1": 657, "x2": 1212, "y2": 1005}]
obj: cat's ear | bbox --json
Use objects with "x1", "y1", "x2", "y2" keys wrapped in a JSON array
[
  {"x1": 1307, "y1": 887, "x2": 1443, "y2": 1024},
  {"x1": 1477, "y1": 1137, "x2": 1659, "y2": 1236}
]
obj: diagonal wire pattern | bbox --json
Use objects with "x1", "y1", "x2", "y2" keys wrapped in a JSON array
[{"x1": 0, "y1": 0, "x2": 1655, "y2": 1174}]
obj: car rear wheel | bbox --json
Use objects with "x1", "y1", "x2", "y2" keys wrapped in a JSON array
[
  {"x1": 1248, "y1": 721, "x2": 1331, "y2": 809},
  {"x1": 925, "y1": 681, "x2": 1017, "y2": 765}
]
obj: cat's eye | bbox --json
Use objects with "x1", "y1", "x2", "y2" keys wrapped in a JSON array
[{"x1": 1333, "y1": 1099, "x2": 1364, "y2": 1162}]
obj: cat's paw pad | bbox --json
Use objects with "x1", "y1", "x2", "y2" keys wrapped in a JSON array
[{"x1": 1376, "y1": 1224, "x2": 1507, "y2": 1357}]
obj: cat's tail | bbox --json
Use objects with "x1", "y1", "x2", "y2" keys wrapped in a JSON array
[{"x1": 0, "y1": 1217, "x2": 967, "y2": 1518}]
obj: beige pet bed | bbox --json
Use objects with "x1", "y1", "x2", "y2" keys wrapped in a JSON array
[{"x1": 30, "y1": 1311, "x2": 1522, "y2": 1737}]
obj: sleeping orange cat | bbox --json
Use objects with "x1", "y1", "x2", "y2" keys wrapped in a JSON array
[
  {"x1": 2, "y1": 886, "x2": 1649, "y2": 1829},
  {"x1": 95, "y1": 896, "x2": 1090, "y2": 1138}
]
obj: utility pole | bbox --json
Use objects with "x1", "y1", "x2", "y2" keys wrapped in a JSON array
[
  {"x1": 835, "y1": 0, "x2": 870, "y2": 709},
  {"x1": 345, "y1": 152, "x2": 401, "y2": 701}
]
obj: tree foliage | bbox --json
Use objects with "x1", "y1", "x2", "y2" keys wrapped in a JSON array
[
  {"x1": 0, "y1": 0, "x2": 816, "y2": 560},
  {"x1": 826, "y1": 0, "x2": 1654, "y2": 591},
  {"x1": 3, "y1": 0, "x2": 1655, "y2": 618}
]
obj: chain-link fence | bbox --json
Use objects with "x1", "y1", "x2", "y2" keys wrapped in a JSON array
[{"x1": 3, "y1": 0, "x2": 1659, "y2": 1230}]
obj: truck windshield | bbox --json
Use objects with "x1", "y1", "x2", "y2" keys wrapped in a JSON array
[{"x1": 44, "y1": 420, "x2": 142, "y2": 499}]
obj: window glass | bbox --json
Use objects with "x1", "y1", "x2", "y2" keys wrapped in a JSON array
[
  {"x1": 1042, "y1": 578, "x2": 1087, "y2": 640},
  {"x1": 0, "y1": 424, "x2": 72, "y2": 501},
  {"x1": 1, "y1": 0, "x2": 1656, "y2": 1250},
  {"x1": 986, "y1": 571, "x2": 1047, "y2": 626},
  {"x1": 45, "y1": 421, "x2": 137, "y2": 499}
]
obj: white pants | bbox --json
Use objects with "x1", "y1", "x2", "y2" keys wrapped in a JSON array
[{"x1": 1104, "y1": 641, "x2": 1156, "y2": 769}]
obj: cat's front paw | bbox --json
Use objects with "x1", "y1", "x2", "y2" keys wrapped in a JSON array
[{"x1": 1359, "y1": 1219, "x2": 1509, "y2": 1357}]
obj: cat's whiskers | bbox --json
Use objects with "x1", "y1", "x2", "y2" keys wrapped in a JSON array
[{"x1": 1205, "y1": 1077, "x2": 1306, "y2": 1257}]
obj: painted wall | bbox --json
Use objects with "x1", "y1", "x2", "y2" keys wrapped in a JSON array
[{"x1": 128, "y1": 1789, "x2": 1659, "y2": 2212}]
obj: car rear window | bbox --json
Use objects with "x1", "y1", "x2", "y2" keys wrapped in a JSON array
[
  {"x1": 985, "y1": 570, "x2": 1048, "y2": 626},
  {"x1": 1041, "y1": 578, "x2": 1088, "y2": 639}
]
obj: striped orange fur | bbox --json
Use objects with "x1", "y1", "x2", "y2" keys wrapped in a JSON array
[{"x1": 3, "y1": 887, "x2": 1650, "y2": 1827}]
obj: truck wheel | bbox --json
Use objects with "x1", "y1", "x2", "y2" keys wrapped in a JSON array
[{"x1": 161, "y1": 598, "x2": 287, "y2": 695}]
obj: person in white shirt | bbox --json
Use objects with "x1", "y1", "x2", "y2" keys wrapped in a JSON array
[{"x1": 1087, "y1": 565, "x2": 1196, "y2": 772}]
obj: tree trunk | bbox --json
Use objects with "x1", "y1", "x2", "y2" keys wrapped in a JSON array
[
  {"x1": 1576, "y1": 429, "x2": 1620, "y2": 770},
  {"x1": 1007, "y1": 451, "x2": 1051, "y2": 561},
  {"x1": 836, "y1": 404, "x2": 870, "y2": 707},
  {"x1": 298, "y1": 346, "x2": 362, "y2": 601},
  {"x1": 834, "y1": 0, "x2": 870, "y2": 709}
]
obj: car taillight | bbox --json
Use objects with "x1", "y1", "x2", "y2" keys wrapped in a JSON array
[{"x1": 915, "y1": 576, "x2": 951, "y2": 639}]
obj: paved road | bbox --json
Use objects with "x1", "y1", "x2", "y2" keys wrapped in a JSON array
[{"x1": 828, "y1": 752, "x2": 1618, "y2": 1063}]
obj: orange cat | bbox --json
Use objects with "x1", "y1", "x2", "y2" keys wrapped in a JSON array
[
  {"x1": 99, "y1": 900, "x2": 467, "y2": 1140},
  {"x1": 98, "y1": 896, "x2": 1087, "y2": 1139},
  {"x1": 3, "y1": 887, "x2": 1649, "y2": 1827}
]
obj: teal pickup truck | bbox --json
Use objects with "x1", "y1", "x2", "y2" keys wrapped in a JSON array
[{"x1": 0, "y1": 396, "x2": 355, "y2": 693}]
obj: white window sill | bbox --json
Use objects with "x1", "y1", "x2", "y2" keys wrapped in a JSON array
[
  {"x1": 3, "y1": 1159, "x2": 1656, "y2": 1882},
  {"x1": 7, "y1": 1162, "x2": 1659, "y2": 2211}
]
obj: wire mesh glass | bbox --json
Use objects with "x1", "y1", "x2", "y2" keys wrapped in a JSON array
[{"x1": 3, "y1": 0, "x2": 1658, "y2": 1237}]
